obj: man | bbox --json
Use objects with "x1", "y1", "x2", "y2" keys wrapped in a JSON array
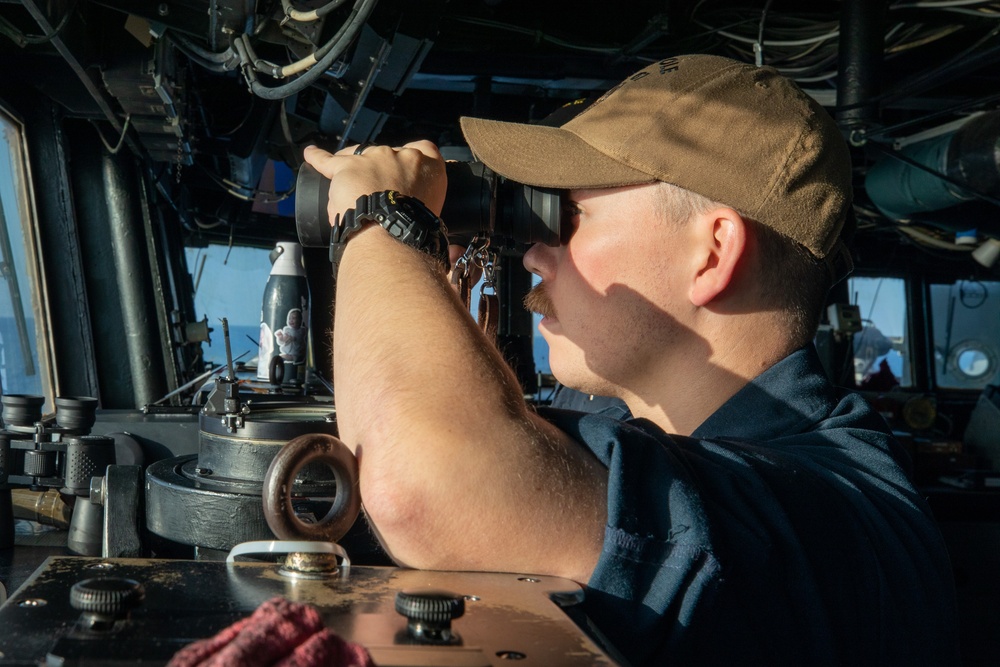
[{"x1": 303, "y1": 55, "x2": 959, "y2": 666}]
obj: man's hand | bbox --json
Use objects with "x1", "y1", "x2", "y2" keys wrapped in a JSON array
[{"x1": 302, "y1": 142, "x2": 448, "y2": 226}]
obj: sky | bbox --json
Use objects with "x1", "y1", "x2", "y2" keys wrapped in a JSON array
[{"x1": 185, "y1": 244, "x2": 271, "y2": 328}]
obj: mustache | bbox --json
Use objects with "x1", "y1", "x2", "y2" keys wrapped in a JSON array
[{"x1": 523, "y1": 282, "x2": 556, "y2": 318}]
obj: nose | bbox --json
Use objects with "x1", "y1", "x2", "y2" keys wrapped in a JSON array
[{"x1": 522, "y1": 241, "x2": 553, "y2": 279}]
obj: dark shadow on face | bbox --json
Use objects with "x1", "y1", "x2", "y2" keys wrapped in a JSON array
[
  {"x1": 522, "y1": 199, "x2": 804, "y2": 434},
  {"x1": 524, "y1": 244, "x2": 747, "y2": 432}
]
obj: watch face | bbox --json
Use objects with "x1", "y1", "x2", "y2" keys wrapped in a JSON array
[
  {"x1": 395, "y1": 198, "x2": 419, "y2": 220},
  {"x1": 334, "y1": 191, "x2": 447, "y2": 271}
]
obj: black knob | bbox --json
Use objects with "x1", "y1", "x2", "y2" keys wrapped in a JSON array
[
  {"x1": 23, "y1": 449, "x2": 56, "y2": 477},
  {"x1": 70, "y1": 577, "x2": 144, "y2": 617},
  {"x1": 395, "y1": 589, "x2": 464, "y2": 644}
]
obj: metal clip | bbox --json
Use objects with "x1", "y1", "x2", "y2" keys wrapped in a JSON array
[{"x1": 478, "y1": 246, "x2": 499, "y2": 296}]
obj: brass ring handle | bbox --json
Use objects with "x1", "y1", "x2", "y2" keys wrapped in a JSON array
[{"x1": 262, "y1": 433, "x2": 361, "y2": 543}]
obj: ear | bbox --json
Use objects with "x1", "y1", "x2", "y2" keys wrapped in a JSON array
[{"x1": 689, "y1": 208, "x2": 748, "y2": 307}]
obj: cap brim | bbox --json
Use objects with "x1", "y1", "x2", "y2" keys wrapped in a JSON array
[{"x1": 459, "y1": 117, "x2": 656, "y2": 189}]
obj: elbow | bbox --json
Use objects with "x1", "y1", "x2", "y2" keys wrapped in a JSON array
[{"x1": 358, "y1": 465, "x2": 443, "y2": 569}]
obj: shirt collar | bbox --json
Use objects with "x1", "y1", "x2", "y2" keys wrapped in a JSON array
[{"x1": 690, "y1": 345, "x2": 836, "y2": 441}]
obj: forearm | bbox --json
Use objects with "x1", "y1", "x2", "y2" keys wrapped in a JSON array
[
  {"x1": 333, "y1": 227, "x2": 606, "y2": 578},
  {"x1": 333, "y1": 225, "x2": 525, "y2": 453}
]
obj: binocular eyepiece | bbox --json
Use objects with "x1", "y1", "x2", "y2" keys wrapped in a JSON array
[
  {"x1": 295, "y1": 161, "x2": 563, "y2": 250},
  {"x1": 0, "y1": 394, "x2": 98, "y2": 432}
]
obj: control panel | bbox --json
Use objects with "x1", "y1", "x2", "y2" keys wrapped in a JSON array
[{"x1": 0, "y1": 556, "x2": 617, "y2": 666}]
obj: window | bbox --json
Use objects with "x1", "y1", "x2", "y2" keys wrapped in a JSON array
[
  {"x1": 0, "y1": 108, "x2": 50, "y2": 401},
  {"x1": 848, "y1": 276, "x2": 910, "y2": 387},
  {"x1": 530, "y1": 273, "x2": 550, "y2": 375},
  {"x1": 185, "y1": 244, "x2": 272, "y2": 368},
  {"x1": 929, "y1": 280, "x2": 1000, "y2": 390},
  {"x1": 186, "y1": 244, "x2": 555, "y2": 396}
]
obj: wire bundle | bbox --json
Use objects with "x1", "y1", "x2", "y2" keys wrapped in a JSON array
[
  {"x1": 167, "y1": 0, "x2": 377, "y2": 100},
  {"x1": 690, "y1": 0, "x2": 1000, "y2": 85}
]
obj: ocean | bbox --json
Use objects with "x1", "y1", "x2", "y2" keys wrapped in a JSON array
[{"x1": 203, "y1": 323, "x2": 262, "y2": 368}]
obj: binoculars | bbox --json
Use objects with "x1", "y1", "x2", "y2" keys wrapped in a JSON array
[
  {"x1": 1, "y1": 394, "x2": 111, "y2": 555},
  {"x1": 295, "y1": 161, "x2": 564, "y2": 251}
]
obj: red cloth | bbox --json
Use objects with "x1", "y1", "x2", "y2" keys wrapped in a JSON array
[{"x1": 168, "y1": 597, "x2": 376, "y2": 667}]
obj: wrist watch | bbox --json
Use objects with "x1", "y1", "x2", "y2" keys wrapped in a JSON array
[{"x1": 330, "y1": 190, "x2": 449, "y2": 276}]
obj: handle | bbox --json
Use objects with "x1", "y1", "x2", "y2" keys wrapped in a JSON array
[{"x1": 262, "y1": 433, "x2": 361, "y2": 543}]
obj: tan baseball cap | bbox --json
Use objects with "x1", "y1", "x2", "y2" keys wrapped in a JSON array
[{"x1": 459, "y1": 54, "x2": 853, "y2": 259}]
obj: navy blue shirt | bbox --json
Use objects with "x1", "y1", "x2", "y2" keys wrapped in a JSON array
[{"x1": 542, "y1": 346, "x2": 960, "y2": 666}]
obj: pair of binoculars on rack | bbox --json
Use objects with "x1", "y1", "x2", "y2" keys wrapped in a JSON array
[{"x1": 1, "y1": 394, "x2": 113, "y2": 554}]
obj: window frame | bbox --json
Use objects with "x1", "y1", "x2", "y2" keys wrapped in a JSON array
[
  {"x1": 0, "y1": 102, "x2": 54, "y2": 404},
  {"x1": 927, "y1": 278, "x2": 1000, "y2": 392},
  {"x1": 847, "y1": 275, "x2": 912, "y2": 389}
]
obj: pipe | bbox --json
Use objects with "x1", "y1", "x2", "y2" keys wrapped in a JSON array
[
  {"x1": 865, "y1": 111, "x2": 1000, "y2": 220},
  {"x1": 103, "y1": 153, "x2": 168, "y2": 406},
  {"x1": 835, "y1": 0, "x2": 887, "y2": 138}
]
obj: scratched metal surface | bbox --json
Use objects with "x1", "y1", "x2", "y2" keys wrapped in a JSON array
[{"x1": 0, "y1": 556, "x2": 619, "y2": 666}]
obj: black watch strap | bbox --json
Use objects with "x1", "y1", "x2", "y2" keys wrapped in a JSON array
[{"x1": 330, "y1": 190, "x2": 449, "y2": 276}]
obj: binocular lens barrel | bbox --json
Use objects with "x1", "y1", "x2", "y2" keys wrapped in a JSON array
[
  {"x1": 295, "y1": 161, "x2": 561, "y2": 250},
  {"x1": 55, "y1": 396, "x2": 100, "y2": 431},
  {"x1": 0, "y1": 394, "x2": 44, "y2": 428}
]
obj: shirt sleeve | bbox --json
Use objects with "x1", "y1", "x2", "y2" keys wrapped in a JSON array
[{"x1": 536, "y1": 406, "x2": 961, "y2": 667}]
